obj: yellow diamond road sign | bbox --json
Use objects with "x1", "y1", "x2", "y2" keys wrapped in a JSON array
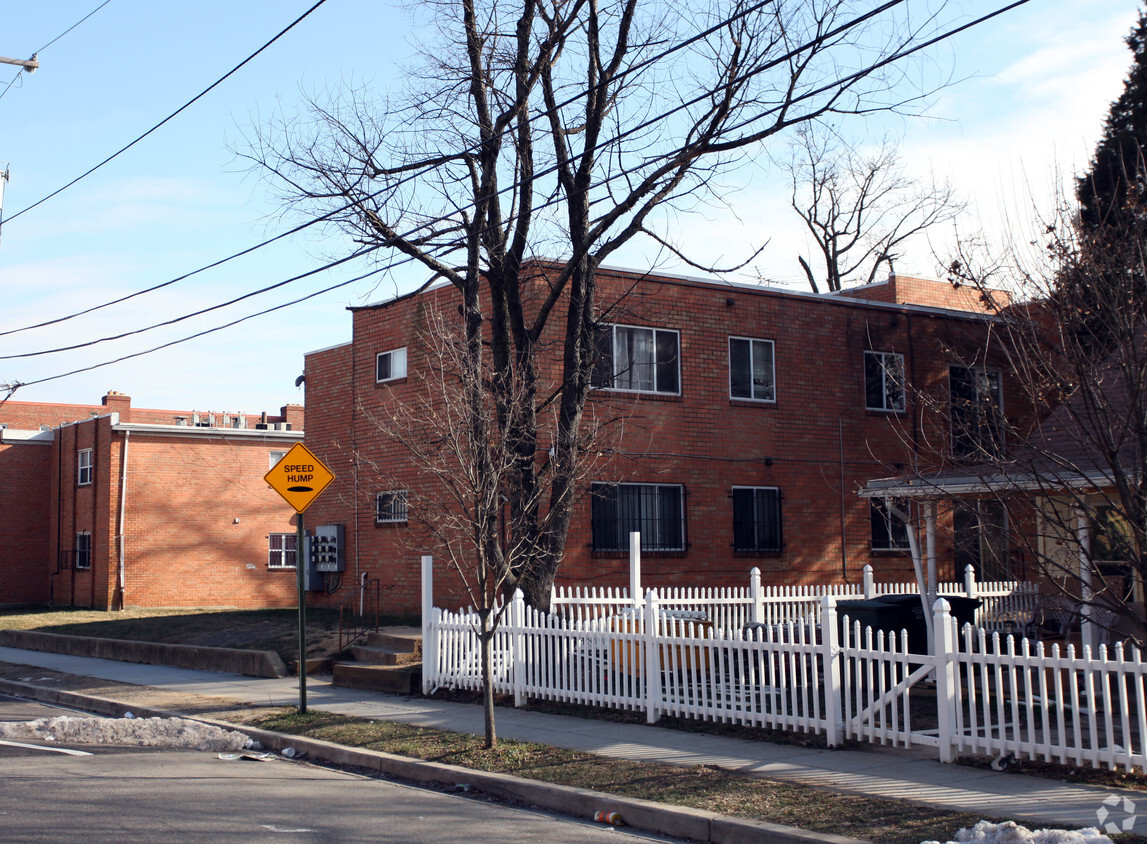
[{"x1": 265, "y1": 443, "x2": 335, "y2": 513}]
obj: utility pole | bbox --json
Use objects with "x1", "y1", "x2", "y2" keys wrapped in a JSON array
[{"x1": 0, "y1": 54, "x2": 38, "y2": 73}]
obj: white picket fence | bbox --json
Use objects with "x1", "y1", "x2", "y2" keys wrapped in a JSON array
[
  {"x1": 420, "y1": 555, "x2": 1147, "y2": 772},
  {"x1": 549, "y1": 563, "x2": 1039, "y2": 635}
]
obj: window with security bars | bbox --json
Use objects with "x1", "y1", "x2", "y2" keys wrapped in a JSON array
[
  {"x1": 591, "y1": 483, "x2": 684, "y2": 552},
  {"x1": 268, "y1": 533, "x2": 297, "y2": 569},
  {"x1": 376, "y1": 490, "x2": 409, "y2": 524},
  {"x1": 732, "y1": 487, "x2": 782, "y2": 552}
]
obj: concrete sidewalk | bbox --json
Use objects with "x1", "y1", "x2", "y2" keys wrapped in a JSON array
[{"x1": 1, "y1": 645, "x2": 1144, "y2": 836}]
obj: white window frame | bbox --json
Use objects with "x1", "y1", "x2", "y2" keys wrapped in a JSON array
[
  {"x1": 376, "y1": 490, "x2": 409, "y2": 524},
  {"x1": 376, "y1": 347, "x2": 408, "y2": 383},
  {"x1": 77, "y1": 448, "x2": 93, "y2": 486},
  {"x1": 268, "y1": 533, "x2": 297, "y2": 569},
  {"x1": 864, "y1": 351, "x2": 906, "y2": 412},
  {"x1": 728, "y1": 337, "x2": 776, "y2": 402},
  {"x1": 269, "y1": 450, "x2": 287, "y2": 470},
  {"x1": 593, "y1": 324, "x2": 681, "y2": 395},
  {"x1": 75, "y1": 531, "x2": 92, "y2": 570}
]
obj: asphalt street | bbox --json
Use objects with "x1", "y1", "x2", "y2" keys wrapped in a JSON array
[{"x1": 0, "y1": 694, "x2": 678, "y2": 843}]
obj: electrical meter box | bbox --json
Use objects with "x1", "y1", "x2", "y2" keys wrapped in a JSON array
[{"x1": 309, "y1": 524, "x2": 345, "y2": 572}]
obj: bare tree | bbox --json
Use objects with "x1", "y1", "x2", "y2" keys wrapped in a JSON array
[
  {"x1": 931, "y1": 186, "x2": 1147, "y2": 646},
  {"x1": 245, "y1": 0, "x2": 960, "y2": 611},
  {"x1": 785, "y1": 126, "x2": 965, "y2": 292},
  {"x1": 361, "y1": 303, "x2": 607, "y2": 747}
]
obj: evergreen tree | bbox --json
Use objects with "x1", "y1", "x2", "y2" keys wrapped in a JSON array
[{"x1": 1077, "y1": 9, "x2": 1147, "y2": 231}]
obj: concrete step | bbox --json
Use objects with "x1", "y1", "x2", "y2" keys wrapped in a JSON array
[
  {"x1": 332, "y1": 662, "x2": 421, "y2": 695},
  {"x1": 349, "y1": 644, "x2": 421, "y2": 666},
  {"x1": 364, "y1": 630, "x2": 422, "y2": 657}
]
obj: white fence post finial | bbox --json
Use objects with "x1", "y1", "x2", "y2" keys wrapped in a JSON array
[
  {"x1": 750, "y1": 567, "x2": 763, "y2": 624},
  {"x1": 863, "y1": 564, "x2": 874, "y2": 599},
  {"x1": 821, "y1": 596, "x2": 842, "y2": 747},
  {"x1": 964, "y1": 564, "x2": 977, "y2": 599},
  {"x1": 511, "y1": 589, "x2": 526, "y2": 707},
  {"x1": 420, "y1": 555, "x2": 435, "y2": 695},
  {"x1": 629, "y1": 532, "x2": 642, "y2": 609},
  {"x1": 932, "y1": 597, "x2": 957, "y2": 763},
  {"x1": 644, "y1": 589, "x2": 661, "y2": 725}
]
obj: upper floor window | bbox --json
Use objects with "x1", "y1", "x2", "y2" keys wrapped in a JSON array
[
  {"x1": 870, "y1": 498, "x2": 910, "y2": 552},
  {"x1": 376, "y1": 490, "x2": 409, "y2": 524},
  {"x1": 592, "y1": 325, "x2": 680, "y2": 395},
  {"x1": 732, "y1": 486, "x2": 782, "y2": 552},
  {"x1": 269, "y1": 450, "x2": 287, "y2": 470},
  {"x1": 376, "y1": 347, "x2": 408, "y2": 383},
  {"x1": 729, "y1": 337, "x2": 775, "y2": 402},
  {"x1": 268, "y1": 533, "x2": 297, "y2": 569},
  {"x1": 949, "y1": 365, "x2": 1003, "y2": 459},
  {"x1": 590, "y1": 482, "x2": 685, "y2": 552},
  {"x1": 77, "y1": 449, "x2": 93, "y2": 486},
  {"x1": 864, "y1": 351, "x2": 905, "y2": 412}
]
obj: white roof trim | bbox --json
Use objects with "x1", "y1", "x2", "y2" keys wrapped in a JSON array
[{"x1": 111, "y1": 422, "x2": 303, "y2": 441}]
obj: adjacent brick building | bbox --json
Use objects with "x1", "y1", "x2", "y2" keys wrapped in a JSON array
[
  {"x1": 0, "y1": 392, "x2": 304, "y2": 609},
  {"x1": 303, "y1": 265, "x2": 1021, "y2": 615}
]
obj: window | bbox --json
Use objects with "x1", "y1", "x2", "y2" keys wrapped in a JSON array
[
  {"x1": 75, "y1": 532, "x2": 91, "y2": 570},
  {"x1": 591, "y1": 483, "x2": 685, "y2": 552},
  {"x1": 268, "y1": 533, "x2": 297, "y2": 569},
  {"x1": 864, "y1": 351, "x2": 905, "y2": 412},
  {"x1": 732, "y1": 487, "x2": 782, "y2": 552},
  {"x1": 77, "y1": 448, "x2": 93, "y2": 486},
  {"x1": 376, "y1": 347, "x2": 408, "y2": 383},
  {"x1": 949, "y1": 365, "x2": 1003, "y2": 459},
  {"x1": 376, "y1": 490, "x2": 409, "y2": 524},
  {"x1": 870, "y1": 499, "x2": 910, "y2": 551},
  {"x1": 728, "y1": 337, "x2": 775, "y2": 402},
  {"x1": 592, "y1": 325, "x2": 680, "y2": 395},
  {"x1": 954, "y1": 500, "x2": 1009, "y2": 582},
  {"x1": 269, "y1": 450, "x2": 287, "y2": 470}
]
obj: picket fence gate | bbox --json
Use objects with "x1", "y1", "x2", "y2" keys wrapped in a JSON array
[{"x1": 419, "y1": 557, "x2": 1144, "y2": 772}]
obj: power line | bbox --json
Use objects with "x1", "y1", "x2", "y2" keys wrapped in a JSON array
[
  {"x1": 3, "y1": 0, "x2": 331, "y2": 223},
  {"x1": 9, "y1": 0, "x2": 1030, "y2": 389}
]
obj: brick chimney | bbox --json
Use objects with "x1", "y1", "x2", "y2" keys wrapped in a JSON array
[
  {"x1": 102, "y1": 391, "x2": 132, "y2": 422},
  {"x1": 281, "y1": 403, "x2": 305, "y2": 431}
]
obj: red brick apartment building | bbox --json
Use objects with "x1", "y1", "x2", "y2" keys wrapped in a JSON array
[
  {"x1": 0, "y1": 392, "x2": 304, "y2": 609},
  {"x1": 303, "y1": 265, "x2": 1022, "y2": 615}
]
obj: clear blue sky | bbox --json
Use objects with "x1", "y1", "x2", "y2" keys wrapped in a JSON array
[{"x1": 0, "y1": 0, "x2": 1138, "y2": 415}]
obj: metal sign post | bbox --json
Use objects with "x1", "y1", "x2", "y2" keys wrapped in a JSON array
[{"x1": 264, "y1": 442, "x2": 336, "y2": 714}]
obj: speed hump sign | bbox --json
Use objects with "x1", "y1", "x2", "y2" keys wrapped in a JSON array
[{"x1": 265, "y1": 442, "x2": 335, "y2": 513}]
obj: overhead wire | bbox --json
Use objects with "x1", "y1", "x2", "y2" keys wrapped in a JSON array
[
  {"x1": 0, "y1": 0, "x2": 782, "y2": 340},
  {"x1": 10, "y1": 0, "x2": 1030, "y2": 388},
  {"x1": 2, "y1": 0, "x2": 332, "y2": 224}
]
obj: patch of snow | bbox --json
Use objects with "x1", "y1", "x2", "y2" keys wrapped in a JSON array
[
  {"x1": 923, "y1": 821, "x2": 1113, "y2": 844},
  {"x1": 0, "y1": 715, "x2": 259, "y2": 752}
]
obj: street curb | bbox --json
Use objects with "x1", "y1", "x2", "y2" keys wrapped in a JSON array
[{"x1": 0, "y1": 677, "x2": 871, "y2": 844}]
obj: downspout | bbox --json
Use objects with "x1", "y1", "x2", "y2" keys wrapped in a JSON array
[
  {"x1": 116, "y1": 430, "x2": 130, "y2": 610},
  {"x1": 90, "y1": 422, "x2": 98, "y2": 609},
  {"x1": 838, "y1": 415, "x2": 847, "y2": 579}
]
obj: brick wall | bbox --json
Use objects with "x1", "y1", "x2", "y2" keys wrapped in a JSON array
[
  {"x1": 303, "y1": 266, "x2": 1023, "y2": 617},
  {"x1": 0, "y1": 439, "x2": 52, "y2": 605}
]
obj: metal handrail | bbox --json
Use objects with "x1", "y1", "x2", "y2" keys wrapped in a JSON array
[{"x1": 338, "y1": 576, "x2": 381, "y2": 655}]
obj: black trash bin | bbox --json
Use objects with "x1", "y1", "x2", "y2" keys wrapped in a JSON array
[{"x1": 837, "y1": 594, "x2": 981, "y2": 653}]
